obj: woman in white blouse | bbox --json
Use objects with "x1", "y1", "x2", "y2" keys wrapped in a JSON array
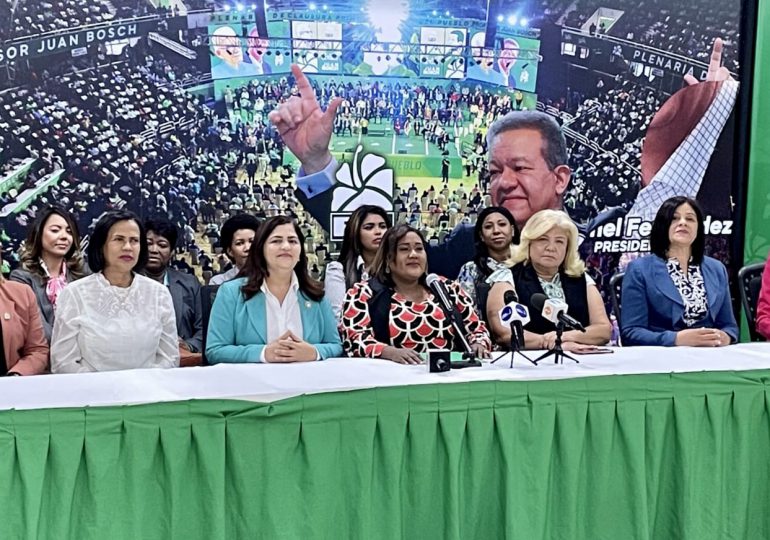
[{"x1": 51, "y1": 210, "x2": 179, "y2": 373}]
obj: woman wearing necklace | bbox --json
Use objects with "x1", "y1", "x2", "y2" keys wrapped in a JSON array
[
  {"x1": 10, "y1": 206, "x2": 87, "y2": 342},
  {"x1": 340, "y1": 224, "x2": 491, "y2": 363},
  {"x1": 206, "y1": 216, "x2": 342, "y2": 363},
  {"x1": 486, "y1": 210, "x2": 611, "y2": 350},
  {"x1": 457, "y1": 206, "x2": 519, "y2": 313},
  {"x1": 621, "y1": 196, "x2": 737, "y2": 346},
  {"x1": 325, "y1": 205, "x2": 390, "y2": 321},
  {"x1": 50, "y1": 210, "x2": 179, "y2": 373}
]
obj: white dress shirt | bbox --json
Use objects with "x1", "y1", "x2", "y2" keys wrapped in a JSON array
[
  {"x1": 209, "y1": 266, "x2": 240, "y2": 286},
  {"x1": 259, "y1": 274, "x2": 318, "y2": 361},
  {"x1": 51, "y1": 273, "x2": 180, "y2": 373},
  {"x1": 325, "y1": 255, "x2": 369, "y2": 321}
]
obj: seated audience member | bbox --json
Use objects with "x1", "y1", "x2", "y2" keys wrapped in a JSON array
[
  {"x1": 487, "y1": 210, "x2": 611, "y2": 350},
  {"x1": 325, "y1": 205, "x2": 391, "y2": 320},
  {"x1": 206, "y1": 216, "x2": 342, "y2": 363},
  {"x1": 209, "y1": 214, "x2": 261, "y2": 285},
  {"x1": 621, "y1": 196, "x2": 738, "y2": 346},
  {"x1": 0, "y1": 247, "x2": 49, "y2": 375},
  {"x1": 755, "y1": 253, "x2": 770, "y2": 339},
  {"x1": 50, "y1": 211, "x2": 180, "y2": 373},
  {"x1": 340, "y1": 224, "x2": 491, "y2": 363},
  {"x1": 457, "y1": 206, "x2": 519, "y2": 307},
  {"x1": 10, "y1": 206, "x2": 87, "y2": 342},
  {"x1": 143, "y1": 218, "x2": 204, "y2": 366}
]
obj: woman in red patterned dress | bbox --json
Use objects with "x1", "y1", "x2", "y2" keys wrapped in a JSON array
[{"x1": 340, "y1": 224, "x2": 491, "y2": 364}]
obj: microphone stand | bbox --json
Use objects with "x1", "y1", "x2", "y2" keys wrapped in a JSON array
[
  {"x1": 492, "y1": 321, "x2": 535, "y2": 367},
  {"x1": 534, "y1": 321, "x2": 579, "y2": 365},
  {"x1": 436, "y1": 298, "x2": 481, "y2": 369}
]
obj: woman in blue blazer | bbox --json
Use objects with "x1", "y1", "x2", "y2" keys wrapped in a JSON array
[
  {"x1": 621, "y1": 196, "x2": 738, "y2": 347},
  {"x1": 206, "y1": 216, "x2": 342, "y2": 363}
]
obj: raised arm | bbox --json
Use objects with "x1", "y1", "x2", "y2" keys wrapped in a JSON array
[{"x1": 268, "y1": 64, "x2": 342, "y2": 174}]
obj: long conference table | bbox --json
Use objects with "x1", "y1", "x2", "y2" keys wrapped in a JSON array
[{"x1": 3, "y1": 344, "x2": 770, "y2": 539}]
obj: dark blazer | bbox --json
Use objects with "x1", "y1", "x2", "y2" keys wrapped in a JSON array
[
  {"x1": 620, "y1": 255, "x2": 739, "y2": 346},
  {"x1": 166, "y1": 268, "x2": 204, "y2": 353},
  {"x1": 9, "y1": 268, "x2": 58, "y2": 342},
  {"x1": 0, "y1": 280, "x2": 49, "y2": 375}
]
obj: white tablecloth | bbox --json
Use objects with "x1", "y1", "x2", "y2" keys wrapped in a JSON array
[{"x1": 2, "y1": 343, "x2": 770, "y2": 411}]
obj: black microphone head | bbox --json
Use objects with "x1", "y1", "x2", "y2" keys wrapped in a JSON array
[
  {"x1": 503, "y1": 290, "x2": 517, "y2": 304},
  {"x1": 530, "y1": 293, "x2": 547, "y2": 312}
]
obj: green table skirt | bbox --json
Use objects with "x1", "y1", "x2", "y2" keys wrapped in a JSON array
[{"x1": 2, "y1": 369, "x2": 770, "y2": 539}]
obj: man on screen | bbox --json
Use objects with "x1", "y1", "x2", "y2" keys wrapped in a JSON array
[
  {"x1": 269, "y1": 65, "x2": 579, "y2": 276},
  {"x1": 246, "y1": 26, "x2": 272, "y2": 76},
  {"x1": 268, "y1": 39, "x2": 736, "y2": 277},
  {"x1": 210, "y1": 26, "x2": 258, "y2": 79}
]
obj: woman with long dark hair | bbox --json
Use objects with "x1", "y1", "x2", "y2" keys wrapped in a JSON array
[
  {"x1": 10, "y1": 206, "x2": 87, "y2": 342},
  {"x1": 206, "y1": 216, "x2": 342, "y2": 363},
  {"x1": 340, "y1": 224, "x2": 491, "y2": 363},
  {"x1": 325, "y1": 205, "x2": 391, "y2": 320},
  {"x1": 457, "y1": 206, "x2": 519, "y2": 307}
]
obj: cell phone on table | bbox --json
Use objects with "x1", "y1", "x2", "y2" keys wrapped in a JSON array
[{"x1": 571, "y1": 346, "x2": 614, "y2": 355}]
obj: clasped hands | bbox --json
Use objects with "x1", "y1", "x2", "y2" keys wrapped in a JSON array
[{"x1": 264, "y1": 330, "x2": 318, "y2": 363}]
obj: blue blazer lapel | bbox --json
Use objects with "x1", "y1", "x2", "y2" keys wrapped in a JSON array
[
  {"x1": 701, "y1": 259, "x2": 723, "y2": 312},
  {"x1": 244, "y1": 293, "x2": 268, "y2": 343},
  {"x1": 298, "y1": 292, "x2": 318, "y2": 342},
  {"x1": 650, "y1": 257, "x2": 684, "y2": 306}
]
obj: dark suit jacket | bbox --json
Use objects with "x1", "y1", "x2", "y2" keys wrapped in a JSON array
[
  {"x1": 0, "y1": 280, "x2": 49, "y2": 375},
  {"x1": 9, "y1": 268, "x2": 57, "y2": 342},
  {"x1": 166, "y1": 268, "x2": 204, "y2": 353},
  {"x1": 620, "y1": 254, "x2": 738, "y2": 346}
]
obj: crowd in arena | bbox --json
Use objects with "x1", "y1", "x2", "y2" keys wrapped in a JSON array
[
  {"x1": 563, "y1": 0, "x2": 740, "y2": 72},
  {"x1": 0, "y1": 0, "x2": 173, "y2": 41},
  {"x1": 0, "y1": 0, "x2": 753, "y2": 378}
]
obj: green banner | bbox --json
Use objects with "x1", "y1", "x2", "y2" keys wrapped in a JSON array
[
  {"x1": 2, "y1": 371, "x2": 770, "y2": 539},
  {"x1": 744, "y1": 0, "x2": 770, "y2": 265}
]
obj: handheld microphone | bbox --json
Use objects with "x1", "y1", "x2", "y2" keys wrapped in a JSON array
[
  {"x1": 530, "y1": 293, "x2": 586, "y2": 332},
  {"x1": 425, "y1": 273, "x2": 475, "y2": 359},
  {"x1": 498, "y1": 290, "x2": 530, "y2": 350}
]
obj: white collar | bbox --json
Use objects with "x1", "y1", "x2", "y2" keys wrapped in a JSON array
[{"x1": 260, "y1": 272, "x2": 300, "y2": 297}]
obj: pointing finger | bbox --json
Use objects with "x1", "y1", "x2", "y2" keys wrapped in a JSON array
[
  {"x1": 291, "y1": 64, "x2": 315, "y2": 101},
  {"x1": 708, "y1": 38, "x2": 723, "y2": 80}
]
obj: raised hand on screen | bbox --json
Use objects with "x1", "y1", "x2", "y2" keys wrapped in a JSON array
[
  {"x1": 683, "y1": 38, "x2": 734, "y2": 86},
  {"x1": 268, "y1": 64, "x2": 342, "y2": 174}
]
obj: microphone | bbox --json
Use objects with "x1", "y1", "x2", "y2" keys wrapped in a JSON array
[
  {"x1": 425, "y1": 273, "x2": 476, "y2": 361},
  {"x1": 530, "y1": 293, "x2": 586, "y2": 332},
  {"x1": 498, "y1": 289, "x2": 530, "y2": 350}
]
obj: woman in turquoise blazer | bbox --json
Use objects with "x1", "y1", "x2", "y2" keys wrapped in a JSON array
[{"x1": 206, "y1": 216, "x2": 342, "y2": 363}]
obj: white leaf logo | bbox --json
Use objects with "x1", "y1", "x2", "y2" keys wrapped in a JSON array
[{"x1": 331, "y1": 145, "x2": 394, "y2": 212}]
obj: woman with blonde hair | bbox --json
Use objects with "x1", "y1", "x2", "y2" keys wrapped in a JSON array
[{"x1": 486, "y1": 209, "x2": 611, "y2": 351}]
